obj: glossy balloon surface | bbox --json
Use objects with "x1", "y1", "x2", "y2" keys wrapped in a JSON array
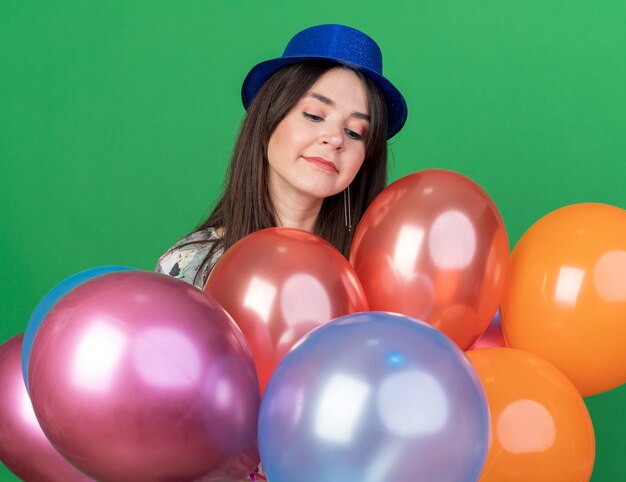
[
  {"x1": 29, "y1": 271, "x2": 260, "y2": 482},
  {"x1": 467, "y1": 348, "x2": 595, "y2": 482},
  {"x1": 501, "y1": 203, "x2": 626, "y2": 396},
  {"x1": 350, "y1": 170, "x2": 509, "y2": 350},
  {"x1": 259, "y1": 311, "x2": 489, "y2": 482},
  {"x1": 205, "y1": 228, "x2": 368, "y2": 391},
  {"x1": 22, "y1": 265, "x2": 135, "y2": 391},
  {"x1": 0, "y1": 334, "x2": 93, "y2": 482}
]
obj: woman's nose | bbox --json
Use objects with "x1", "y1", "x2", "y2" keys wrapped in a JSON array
[{"x1": 320, "y1": 123, "x2": 344, "y2": 150}]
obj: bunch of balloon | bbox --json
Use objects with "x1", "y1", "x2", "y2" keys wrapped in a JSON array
[
  {"x1": 204, "y1": 227, "x2": 369, "y2": 391},
  {"x1": 258, "y1": 312, "x2": 490, "y2": 482},
  {"x1": 467, "y1": 348, "x2": 595, "y2": 482},
  {"x1": 350, "y1": 169, "x2": 510, "y2": 350},
  {"x1": 0, "y1": 334, "x2": 93, "y2": 481},
  {"x1": 500, "y1": 203, "x2": 626, "y2": 396},
  {"x1": 28, "y1": 271, "x2": 261, "y2": 482}
]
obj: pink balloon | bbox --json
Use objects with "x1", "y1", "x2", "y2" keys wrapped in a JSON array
[
  {"x1": 469, "y1": 309, "x2": 508, "y2": 350},
  {"x1": 29, "y1": 271, "x2": 260, "y2": 482},
  {"x1": 0, "y1": 334, "x2": 93, "y2": 482}
]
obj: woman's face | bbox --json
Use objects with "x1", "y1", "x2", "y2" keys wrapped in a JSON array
[{"x1": 266, "y1": 67, "x2": 369, "y2": 202}]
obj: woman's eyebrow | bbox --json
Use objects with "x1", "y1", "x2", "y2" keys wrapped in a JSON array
[{"x1": 308, "y1": 92, "x2": 370, "y2": 121}]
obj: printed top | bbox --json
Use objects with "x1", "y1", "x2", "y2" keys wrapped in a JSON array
[{"x1": 155, "y1": 228, "x2": 223, "y2": 289}]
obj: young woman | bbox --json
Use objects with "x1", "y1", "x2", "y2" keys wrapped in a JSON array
[{"x1": 156, "y1": 24, "x2": 408, "y2": 289}]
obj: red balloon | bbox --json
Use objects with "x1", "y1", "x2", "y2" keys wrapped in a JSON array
[
  {"x1": 29, "y1": 271, "x2": 260, "y2": 482},
  {"x1": 0, "y1": 334, "x2": 93, "y2": 482},
  {"x1": 204, "y1": 228, "x2": 369, "y2": 392},
  {"x1": 350, "y1": 169, "x2": 509, "y2": 349}
]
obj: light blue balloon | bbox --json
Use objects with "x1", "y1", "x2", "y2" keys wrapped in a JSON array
[
  {"x1": 22, "y1": 265, "x2": 136, "y2": 391},
  {"x1": 259, "y1": 312, "x2": 490, "y2": 482}
]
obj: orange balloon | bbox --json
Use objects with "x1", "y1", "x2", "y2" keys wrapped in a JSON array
[
  {"x1": 467, "y1": 348, "x2": 595, "y2": 482},
  {"x1": 501, "y1": 203, "x2": 626, "y2": 396},
  {"x1": 350, "y1": 169, "x2": 509, "y2": 349},
  {"x1": 204, "y1": 228, "x2": 368, "y2": 392}
]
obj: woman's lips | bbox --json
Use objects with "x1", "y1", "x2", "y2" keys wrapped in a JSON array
[{"x1": 303, "y1": 156, "x2": 339, "y2": 173}]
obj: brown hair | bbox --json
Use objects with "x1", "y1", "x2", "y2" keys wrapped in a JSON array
[{"x1": 189, "y1": 62, "x2": 388, "y2": 284}]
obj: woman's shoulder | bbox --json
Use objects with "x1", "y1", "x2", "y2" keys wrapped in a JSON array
[{"x1": 155, "y1": 228, "x2": 223, "y2": 289}]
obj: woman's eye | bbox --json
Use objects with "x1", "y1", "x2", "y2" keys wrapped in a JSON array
[
  {"x1": 345, "y1": 129, "x2": 363, "y2": 141},
  {"x1": 303, "y1": 112, "x2": 323, "y2": 122}
]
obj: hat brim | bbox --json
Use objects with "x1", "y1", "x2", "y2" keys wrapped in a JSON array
[{"x1": 241, "y1": 55, "x2": 407, "y2": 139}]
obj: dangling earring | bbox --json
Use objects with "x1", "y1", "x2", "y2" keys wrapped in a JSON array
[{"x1": 343, "y1": 184, "x2": 352, "y2": 232}]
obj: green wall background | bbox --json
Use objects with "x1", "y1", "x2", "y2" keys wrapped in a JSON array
[{"x1": 1, "y1": 1, "x2": 624, "y2": 480}]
